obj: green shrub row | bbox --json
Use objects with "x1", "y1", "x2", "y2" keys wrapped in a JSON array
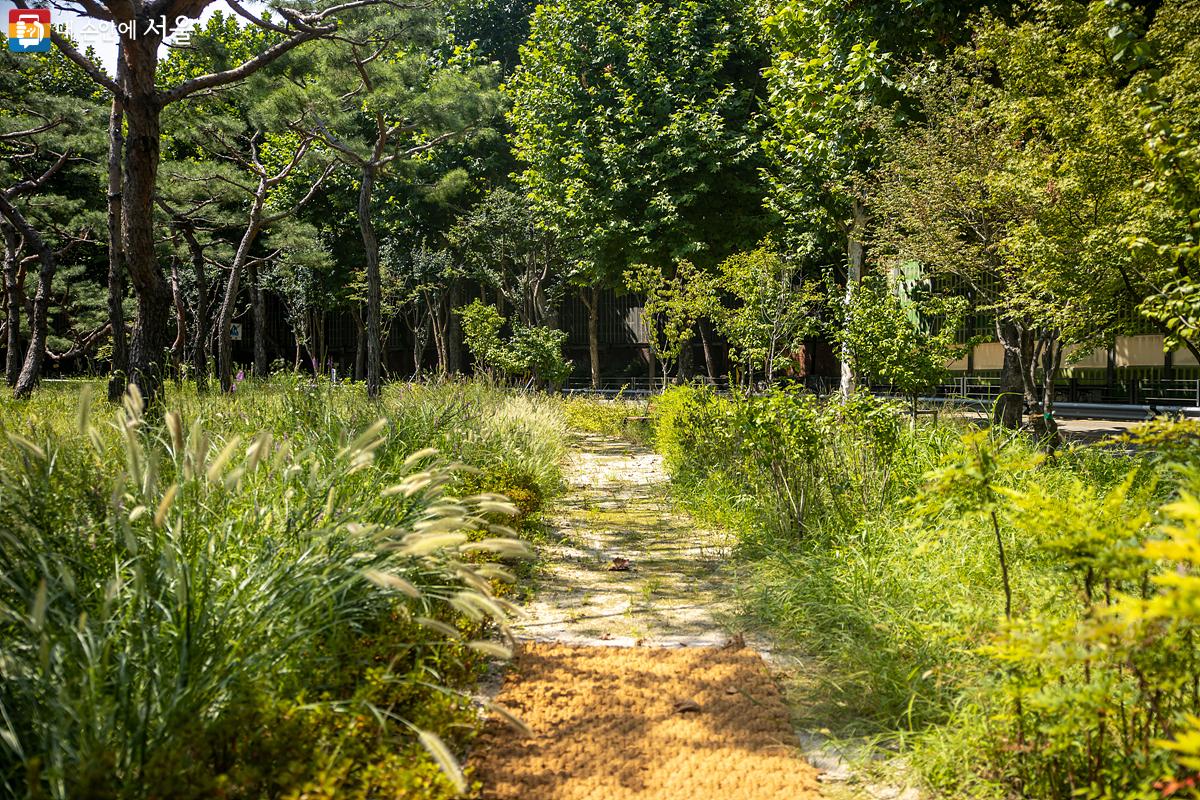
[{"x1": 649, "y1": 385, "x2": 1200, "y2": 799}]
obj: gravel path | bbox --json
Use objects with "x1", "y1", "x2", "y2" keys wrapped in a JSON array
[
  {"x1": 513, "y1": 433, "x2": 741, "y2": 647},
  {"x1": 469, "y1": 433, "x2": 822, "y2": 800}
]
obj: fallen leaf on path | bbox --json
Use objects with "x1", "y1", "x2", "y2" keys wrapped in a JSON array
[
  {"x1": 607, "y1": 557, "x2": 631, "y2": 571},
  {"x1": 673, "y1": 699, "x2": 702, "y2": 714}
]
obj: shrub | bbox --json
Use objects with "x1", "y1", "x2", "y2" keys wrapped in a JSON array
[{"x1": 650, "y1": 386, "x2": 1200, "y2": 797}]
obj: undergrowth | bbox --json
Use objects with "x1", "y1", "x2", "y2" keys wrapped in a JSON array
[
  {"x1": 0, "y1": 376, "x2": 566, "y2": 800},
  {"x1": 648, "y1": 384, "x2": 1200, "y2": 799}
]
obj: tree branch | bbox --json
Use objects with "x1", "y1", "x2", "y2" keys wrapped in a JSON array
[{"x1": 12, "y1": 1, "x2": 124, "y2": 97}]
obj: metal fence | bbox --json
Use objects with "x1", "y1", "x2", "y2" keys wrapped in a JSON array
[{"x1": 561, "y1": 374, "x2": 1200, "y2": 420}]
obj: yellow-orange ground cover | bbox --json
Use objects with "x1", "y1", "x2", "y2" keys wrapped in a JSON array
[{"x1": 472, "y1": 642, "x2": 821, "y2": 800}]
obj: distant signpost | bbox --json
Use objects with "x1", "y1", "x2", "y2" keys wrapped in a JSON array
[{"x1": 230, "y1": 323, "x2": 243, "y2": 341}]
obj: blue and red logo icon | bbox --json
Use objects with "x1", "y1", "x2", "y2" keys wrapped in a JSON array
[{"x1": 8, "y1": 9, "x2": 51, "y2": 53}]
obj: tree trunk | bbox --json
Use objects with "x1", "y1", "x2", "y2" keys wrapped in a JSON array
[
  {"x1": 250, "y1": 259, "x2": 267, "y2": 377},
  {"x1": 698, "y1": 319, "x2": 716, "y2": 382},
  {"x1": 316, "y1": 310, "x2": 327, "y2": 373},
  {"x1": 582, "y1": 286, "x2": 600, "y2": 389},
  {"x1": 446, "y1": 282, "x2": 462, "y2": 374},
  {"x1": 178, "y1": 224, "x2": 208, "y2": 390},
  {"x1": 3, "y1": 225, "x2": 22, "y2": 388},
  {"x1": 216, "y1": 201, "x2": 263, "y2": 391},
  {"x1": 1032, "y1": 334, "x2": 1062, "y2": 450},
  {"x1": 840, "y1": 199, "x2": 868, "y2": 400},
  {"x1": 994, "y1": 319, "x2": 1024, "y2": 429},
  {"x1": 169, "y1": 260, "x2": 186, "y2": 371},
  {"x1": 121, "y1": 33, "x2": 173, "y2": 407},
  {"x1": 427, "y1": 292, "x2": 448, "y2": 375},
  {"x1": 360, "y1": 165, "x2": 382, "y2": 398},
  {"x1": 0, "y1": 197, "x2": 58, "y2": 398},
  {"x1": 678, "y1": 333, "x2": 692, "y2": 381},
  {"x1": 106, "y1": 57, "x2": 129, "y2": 403}
]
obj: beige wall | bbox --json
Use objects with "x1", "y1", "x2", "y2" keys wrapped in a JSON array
[
  {"x1": 1116, "y1": 335, "x2": 1166, "y2": 368},
  {"x1": 1064, "y1": 344, "x2": 1108, "y2": 369},
  {"x1": 948, "y1": 334, "x2": 1189, "y2": 372}
]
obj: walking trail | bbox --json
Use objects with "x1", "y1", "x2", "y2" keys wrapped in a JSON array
[{"x1": 470, "y1": 433, "x2": 824, "y2": 800}]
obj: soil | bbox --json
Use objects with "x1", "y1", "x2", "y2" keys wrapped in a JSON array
[{"x1": 472, "y1": 641, "x2": 821, "y2": 800}]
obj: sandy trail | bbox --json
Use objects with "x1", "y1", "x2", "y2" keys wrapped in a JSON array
[{"x1": 470, "y1": 433, "x2": 823, "y2": 800}]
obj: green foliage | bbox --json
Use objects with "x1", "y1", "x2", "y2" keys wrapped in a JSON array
[
  {"x1": 653, "y1": 385, "x2": 907, "y2": 535},
  {"x1": 457, "y1": 299, "x2": 507, "y2": 376},
  {"x1": 506, "y1": 324, "x2": 573, "y2": 384},
  {"x1": 508, "y1": 0, "x2": 770, "y2": 291},
  {"x1": 1135, "y1": 0, "x2": 1200, "y2": 352},
  {"x1": 838, "y1": 275, "x2": 966, "y2": 402},
  {"x1": 712, "y1": 243, "x2": 820, "y2": 382},
  {"x1": 456, "y1": 300, "x2": 572, "y2": 385},
  {"x1": 763, "y1": 0, "x2": 986, "y2": 249},
  {"x1": 623, "y1": 261, "x2": 713, "y2": 380},
  {"x1": 652, "y1": 385, "x2": 1200, "y2": 797},
  {"x1": 0, "y1": 379, "x2": 565, "y2": 799},
  {"x1": 448, "y1": 187, "x2": 567, "y2": 326}
]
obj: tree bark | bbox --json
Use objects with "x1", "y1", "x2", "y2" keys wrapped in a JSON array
[
  {"x1": 176, "y1": 223, "x2": 209, "y2": 390},
  {"x1": 1031, "y1": 333, "x2": 1062, "y2": 450},
  {"x1": 249, "y1": 259, "x2": 267, "y2": 377},
  {"x1": 0, "y1": 196, "x2": 57, "y2": 398},
  {"x1": 121, "y1": 33, "x2": 174, "y2": 407},
  {"x1": 446, "y1": 282, "x2": 462, "y2": 374},
  {"x1": 106, "y1": 75, "x2": 129, "y2": 402},
  {"x1": 3, "y1": 225, "x2": 22, "y2": 387},
  {"x1": 840, "y1": 199, "x2": 867, "y2": 400},
  {"x1": 698, "y1": 319, "x2": 716, "y2": 381},
  {"x1": 994, "y1": 319, "x2": 1024, "y2": 429},
  {"x1": 582, "y1": 286, "x2": 600, "y2": 389},
  {"x1": 678, "y1": 331, "x2": 693, "y2": 381},
  {"x1": 216, "y1": 196, "x2": 264, "y2": 391},
  {"x1": 360, "y1": 164, "x2": 382, "y2": 398},
  {"x1": 169, "y1": 260, "x2": 187, "y2": 370}
]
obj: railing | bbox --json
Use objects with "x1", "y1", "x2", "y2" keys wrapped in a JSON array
[{"x1": 561, "y1": 374, "x2": 1200, "y2": 420}]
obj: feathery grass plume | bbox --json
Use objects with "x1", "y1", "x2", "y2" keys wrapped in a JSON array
[{"x1": 0, "y1": 378, "x2": 566, "y2": 799}]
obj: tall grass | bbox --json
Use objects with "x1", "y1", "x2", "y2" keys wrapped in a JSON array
[
  {"x1": 0, "y1": 377, "x2": 566, "y2": 799},
  {"x1": 646, "y1": 385, "x2": 1200, "y2": 798}
]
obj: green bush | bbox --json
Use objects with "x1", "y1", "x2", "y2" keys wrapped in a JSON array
[
  {"x1": 651, "y1": 386, "x2": 1200, "y2": 798},
  {"x1": 456, "y1": 300, "x2": 572, "y2": 386}
]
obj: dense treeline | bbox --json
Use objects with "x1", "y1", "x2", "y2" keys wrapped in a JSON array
[{"x1": 3, "y1": 0, "x2": 1199, "y2": 431}]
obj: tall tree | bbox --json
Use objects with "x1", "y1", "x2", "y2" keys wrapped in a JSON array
[
  {"x1": 16, "y1": 0, "x2": 378, "y2": 405},
  {"x1": 508, "y1": 0, "x2": 770, "y2": 386},
  {"x1": 449, "y1": 187, "x2": 567, "y2": 327},
  {"x1": 277, "y1": 7, "x2": 501, "y2": 396},
  {"x1": 0, "y1": 47, "x2": 104, "y2": 397},
  {"x1": 764, "y1": 0, "x2": 996, "y2": 397}
]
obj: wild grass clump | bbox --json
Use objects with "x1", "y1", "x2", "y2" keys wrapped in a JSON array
[
  {"x1": 0, "y1": 377, "x2": 566, "y2": 799},
  {"x1": 652, "y1": 385, "x2": 1200, "y2": 798},
  {"x1": 557, "y1": 394, "x2": 652, "y2": 443}
]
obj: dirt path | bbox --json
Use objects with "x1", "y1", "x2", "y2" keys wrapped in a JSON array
[
  {"x1": 515, "y1": 433, "x2": 740, "y2": 647},
  {"x1": 470, "y1": 433, "x2": 823, "y2": 800}
]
